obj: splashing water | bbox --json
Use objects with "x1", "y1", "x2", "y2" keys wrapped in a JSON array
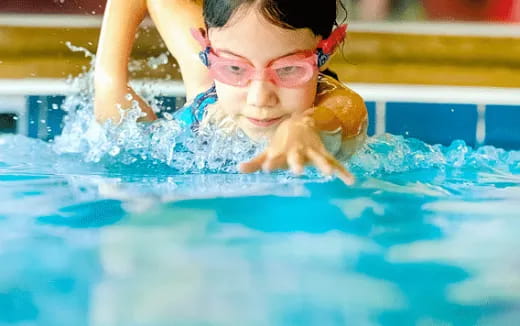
[
  {"x1": 20, "y1": 47, "x2": 520, "y2": 177},
  {"x1": 2, "y1": 63, "x2": 520, "y2": 178},
  {"x1": 47, "y1": 46, "x2": 261, "y2": 174},
  {"x1": 1, "y1": 44, "x2": 519, "y2": 179}
]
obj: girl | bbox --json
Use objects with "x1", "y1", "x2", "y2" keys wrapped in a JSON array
[{"x1": 94, "y1": 0, "x2": 368, "y2": 184}]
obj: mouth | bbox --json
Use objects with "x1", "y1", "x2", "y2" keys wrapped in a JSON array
[{"x1": 246, "y1": 116, "x2": 285, "y2": 128}]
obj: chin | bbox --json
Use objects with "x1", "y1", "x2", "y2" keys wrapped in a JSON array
[{"x1": 239, "y1": 124, "x2": 276, "y2": 143}]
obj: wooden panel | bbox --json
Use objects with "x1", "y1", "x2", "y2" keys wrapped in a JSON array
[
  {"x1": 338, "y1": 32, "x2": 520, "y2": 65},
  {"x1": 1, "y1": 24, "x2": 520, "y2": 87},
  {"x1": 331, "y1": 61, "x2": 520, "y2": 87},
  {"x1": 0, "y1": 26, "x2": 163, "y2": 57},
  {"x1": 0, "y1": 56, "x2": 183, "y2": 79}
]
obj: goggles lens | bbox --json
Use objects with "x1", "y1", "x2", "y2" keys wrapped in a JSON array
[{"x1": 208, "y1": 53, "x2": 316, "y2": 88}]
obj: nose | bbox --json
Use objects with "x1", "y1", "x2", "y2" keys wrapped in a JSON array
[{"x1": 246, "y1": 79, "x2": 278, "y2": 108}]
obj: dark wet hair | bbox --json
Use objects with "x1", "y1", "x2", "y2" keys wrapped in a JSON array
[{"x1": 203, "y1": 0, "x2": 347, "y2": 38}]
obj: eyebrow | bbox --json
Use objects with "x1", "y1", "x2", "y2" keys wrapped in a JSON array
[{"x1": 215, "y1": 48, "x2": 308, "y2": 61}]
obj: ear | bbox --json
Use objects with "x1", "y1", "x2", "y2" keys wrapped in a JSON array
[{"x1": 190, "y1": 27, "x2": 210, "y2": 48}]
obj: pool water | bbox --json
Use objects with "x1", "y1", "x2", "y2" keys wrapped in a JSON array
[
  {"x1": 1, "y1": 122, "x2": 519, "y2": 325},
  {"x1": 1, "y1": 60, "x2": 520, "y2": 325}
]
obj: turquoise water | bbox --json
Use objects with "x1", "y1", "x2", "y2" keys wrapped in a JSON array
[
  {"x1": 1, "y1": 129, "x2": 519, "y2": 325},
  {"x1": 1, "y1": 62, "x2": 520, "y2": 324}
]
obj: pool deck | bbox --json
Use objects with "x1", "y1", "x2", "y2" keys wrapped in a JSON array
[{"x1": 1, "y1": 15, "x2": 520, "y2": 87}]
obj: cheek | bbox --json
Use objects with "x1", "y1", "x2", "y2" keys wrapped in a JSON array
[
  {"x1": 214, "y1": 82, "x2": 247, "y2": 115},
  {"x1": 278, "y1": 81, "x2": 317, "y2": 112}
]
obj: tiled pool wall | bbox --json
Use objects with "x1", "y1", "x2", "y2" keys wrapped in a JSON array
[{"x1": 1, "y1": 94, "x2": 519, "y2": 150}]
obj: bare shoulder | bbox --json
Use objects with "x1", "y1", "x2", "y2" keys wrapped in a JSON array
[
  {"x1": 315, "y1": 74, "x2": 368, "y2": 139},
  {"x1": 315, "y1": 74, "x2": 365, "y2": 111}
]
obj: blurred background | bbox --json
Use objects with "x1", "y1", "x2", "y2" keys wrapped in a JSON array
[
  {"x1": 0, "y1": 0, "x2": 519, "y2": 148},
  {"x1": 350, "y1": 0, "x2": 520, "y2": 22},
  {"x1": 1, "y1": 0, "x2": 519, "y2": 21}
]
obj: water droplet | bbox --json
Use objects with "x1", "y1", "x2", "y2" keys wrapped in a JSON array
[
  {"x1": 109, "y1": 146, "x2": 120, "y2": 156},
  {"x1": 147, "y1": 53, "x2": 169, "y2": 70}
]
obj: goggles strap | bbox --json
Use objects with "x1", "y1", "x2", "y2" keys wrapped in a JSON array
[
  {"x1": 199, "y1": 47, "x2": 211, "y2": 67},
  {"x1": 316, "y1": 24, "x2": 348, "y2": 68}
]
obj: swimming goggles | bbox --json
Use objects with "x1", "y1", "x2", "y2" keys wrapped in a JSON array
[{"x1": 191, "y1": 24, "x2": 347, "y2": 88}]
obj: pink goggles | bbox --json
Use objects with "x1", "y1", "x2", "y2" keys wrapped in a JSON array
[{"x1": 191, "y1": 25, "x2": 347, "y2": 88}]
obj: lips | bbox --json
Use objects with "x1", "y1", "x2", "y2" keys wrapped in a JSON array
[{"x1": 246, "y1": 116, "x2": 284, "y2": 128}]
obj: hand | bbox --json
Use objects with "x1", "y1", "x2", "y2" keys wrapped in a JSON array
[{"x1": 239, "y1": 113, "x2": 355, "y2": 185}]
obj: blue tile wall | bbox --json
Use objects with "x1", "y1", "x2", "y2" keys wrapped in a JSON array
[
  {"x1": 0, "y1": 114, "x2": 17, "y2": 134},
  {"x1": 154, "y1": 96, "x2": 178, "y2": 119},
  {"x1": 27, "y1": 96, "x2": 182, "y2": 140},
  {"x1": 485, "y1": 105, "x2": 520, "y2": 150},
  {"x1": 28, "y1": 96, "x2": 66, "y2": 140},
  {"x1": 365, "y1": 101, "x2": 376, "y2": 136},
  {"x1": 386, "y1": 102, "x2": 478, "y2": 146},
  {"x1": 17, "y1": 95, "x2": 520, "y2": 150}
]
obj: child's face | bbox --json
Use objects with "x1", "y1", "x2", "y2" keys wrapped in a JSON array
[{"x1": 208, "y1": 6, "x2": 321, "y2": 141}]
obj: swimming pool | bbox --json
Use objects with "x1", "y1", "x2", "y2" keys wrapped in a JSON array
[{"x1": 1, "y1": 75, "x2": 519, "y2": 325}]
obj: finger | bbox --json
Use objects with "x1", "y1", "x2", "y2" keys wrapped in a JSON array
[
  {"x1": 306, "y1": 148, "x2": 334, "y2": 176},
  {"x1": 307, "y1": 149, "x2": 356, "y2": 185},
  {"x1": 287, "y1": 149, "x2": 306, "y2": 175},
  {"x1": 332, "y1": 161, "x2": 356, "y2": 186},
  {"x1": 262, "y1": 153, "x2": 287, "y2": 172},
  {"x1": 239, "y1": 152, "x2": 267, "y2": 173}
]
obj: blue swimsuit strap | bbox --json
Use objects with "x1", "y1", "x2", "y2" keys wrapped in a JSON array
[
  {"x1": 190, "y1": 85, "x2": 218, "y2": 123},
  {"x1": 174, "y1": 85, "x2": 218, "y2": 131}
]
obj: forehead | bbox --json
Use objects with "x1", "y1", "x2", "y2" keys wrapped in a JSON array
[{"x1": 207, "y1": 6, "x2": 319, "y2": 63}]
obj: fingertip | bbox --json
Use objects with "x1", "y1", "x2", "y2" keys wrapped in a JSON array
[
  {"x1": 238, "y1": 163, "x2": 248, "y2": 173},
  {"x1": 290, "y1": 165, "x2": 304, "y2": 176},
  {"x1": 340, "y1": 174, "x2": 355, "y2": 186}
]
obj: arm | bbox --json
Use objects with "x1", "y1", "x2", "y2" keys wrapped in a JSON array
[
  {"x1": 146, "y1": 0, "x2": 213, "y2": 101},
  {"x1": 95, "y1": 0, "x2": 157, "y2": 123},
  {"x1": 95, "y1": 0, "x2": 212, "y2": 123}
]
